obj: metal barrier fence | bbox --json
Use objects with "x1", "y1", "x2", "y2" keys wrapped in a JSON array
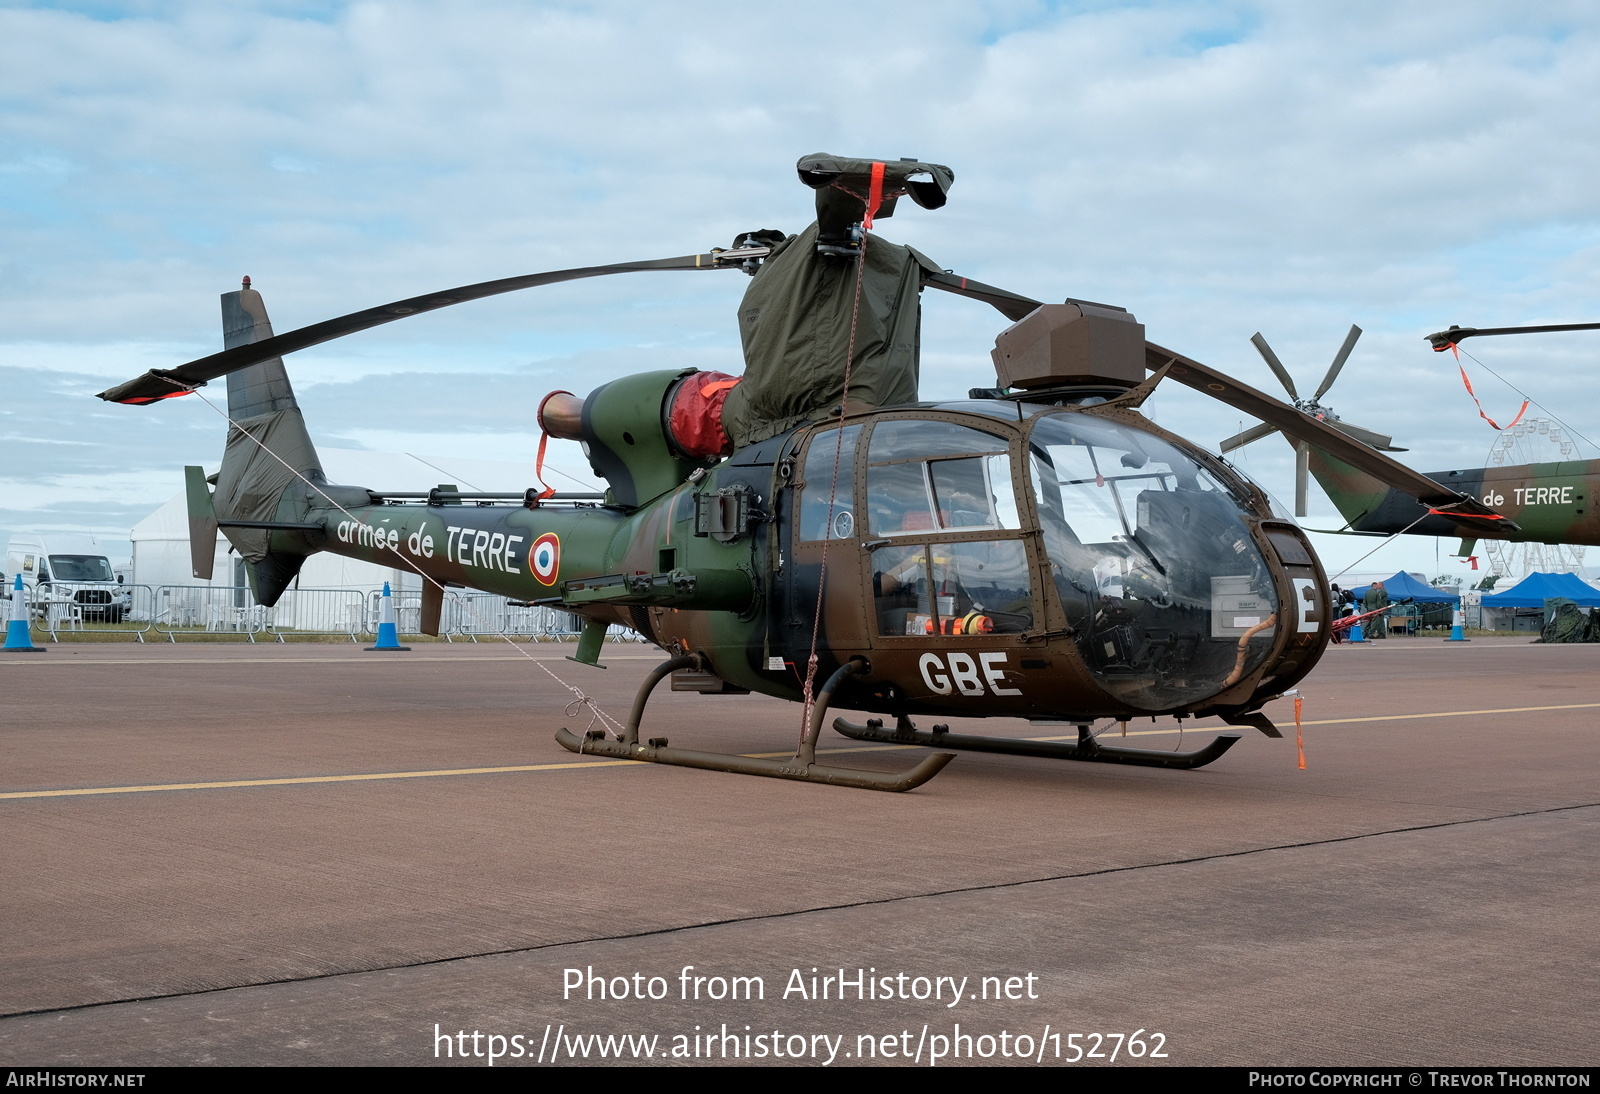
[
  {"x1": 16, "y1": 583, "x2": 157, "y2": 641},
  {"x1": 364, "y1": 589, "x2": 611, "y2": 641},
  {"x1": 7, "y1": 582, "x2": 648, "y2": 644},
  {"x1": 267, "y1": 588, "x2": 369, "y2": 640},
  {"x1": 152, "y1": 585, "x2": 270, "y2": 641}
]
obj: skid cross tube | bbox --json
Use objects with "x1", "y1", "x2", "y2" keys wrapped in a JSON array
[
  {"x1": 553, "y1": 656, "x2": 954, "y2": 792},
  {"x1": 832, "y1": 715, "x2": 1241, "y2": 770}
]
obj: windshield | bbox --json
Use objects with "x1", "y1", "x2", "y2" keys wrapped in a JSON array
[
  {"x1": 48, "y1": 555, "x2": 115, "y2": 582},
  {"x1": 1028, "y1": 412, "x2": 1277, "y2": 709}
]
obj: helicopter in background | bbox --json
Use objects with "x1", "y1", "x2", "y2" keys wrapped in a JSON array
[
  {"x1": 97, "y1": 154, "x2": 1515, "y2": 792},
  {"x1": 1219, "y1": 322, "x2": 1600, "y2": 565}
]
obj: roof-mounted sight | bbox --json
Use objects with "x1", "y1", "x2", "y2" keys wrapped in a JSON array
[{"x1": 990, "y1": 302, "x2": 1146, "y2": 396}]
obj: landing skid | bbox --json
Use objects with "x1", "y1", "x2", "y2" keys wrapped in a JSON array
[
  {"x1": 554, "y1": 656, "x2": 955, "y2": 792},
  {"x1": 832, "y1": 716, "x2": 1241, "y2": 770}
]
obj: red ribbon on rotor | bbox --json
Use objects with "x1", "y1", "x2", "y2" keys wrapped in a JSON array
[{"x1": 1448, "y1": 344, "x2": 1529, "y2": 431}]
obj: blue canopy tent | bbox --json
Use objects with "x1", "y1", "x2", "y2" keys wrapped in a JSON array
[
  {"x1": 1348, "y1": 571, "x2": 1460, "y2": 606},
  {"x1": 1480, "y1": 571, "x2": 1600, "y2": 609}
]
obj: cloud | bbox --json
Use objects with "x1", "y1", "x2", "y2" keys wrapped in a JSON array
[{"x1": 1, "y1": 0, "x2": 1598, "y2": 575}]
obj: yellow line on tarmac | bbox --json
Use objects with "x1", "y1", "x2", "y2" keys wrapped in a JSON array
[
  {"x1": 0, "y1": 744, "x2": 915, "y2": 801},
  {"x1": 0, "y1": 760, "x2": 642, "y2": 800},
  {"x1": 1039, "y1": 700, "x2": 1600, "y2": 741},
  {"x1": 11, "y1": 701, "x2": 1599, "y2": 802}
]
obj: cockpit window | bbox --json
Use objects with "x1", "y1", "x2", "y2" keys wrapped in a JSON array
[
  {"x1": 872, "y1": 541, "x2": 1033, "y2": 636},
  {"x1": 797, "y1": 424, "x2": 861, "y2": 541},
  {"x1": 865, "y1": 420, "x2": 1017, "y2": 536},
  {"x1": 1028, "y1": 411, "x2": 1278, "y2": 710}
]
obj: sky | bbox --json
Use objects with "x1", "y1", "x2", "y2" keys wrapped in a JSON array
[{"x1": 3, "y1": 0, "x2": 1599, "y2": 583}]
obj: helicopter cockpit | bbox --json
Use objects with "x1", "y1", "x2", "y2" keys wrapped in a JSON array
[
  {"x1": 1025, "y1": 409, "x2": 1279, "y2": 708},
  {"x1": 792, "y1": 402, "x2": 1281, "y2": 713}
]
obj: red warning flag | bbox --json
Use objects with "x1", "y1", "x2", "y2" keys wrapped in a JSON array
[{"x1": 1453, "y1": 351, "x2": 1529, "y2": 431}]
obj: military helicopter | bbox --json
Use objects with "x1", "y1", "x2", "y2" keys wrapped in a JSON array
[
  {"x1": 1219, "y1": 322, "x2": 1600, "y2": 562},
  {"x1": 98, "y1": 154, "x2": 1515, "y2": 793}
]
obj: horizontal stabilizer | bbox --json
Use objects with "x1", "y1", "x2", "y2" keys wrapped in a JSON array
[{"x1": 184, "y1": 465, "x2": 218, "y2": 580}]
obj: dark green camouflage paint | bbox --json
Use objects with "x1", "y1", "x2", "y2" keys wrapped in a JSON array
[{"x1": 1306, "y1": 448, "x2": 1599, "y2": 546}]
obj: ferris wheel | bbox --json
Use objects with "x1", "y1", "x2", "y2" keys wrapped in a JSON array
[{"x1": 1483, "y1": 418, "x2": 1586, "y2": 580}]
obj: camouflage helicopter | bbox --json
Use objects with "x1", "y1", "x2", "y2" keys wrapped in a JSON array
[
  {"x1": 98, "y1": 154, "x2": 1515, "y2": 793},
  {"x1": 1218, "y1": 322, "x2": 1600, "y2": 561}
]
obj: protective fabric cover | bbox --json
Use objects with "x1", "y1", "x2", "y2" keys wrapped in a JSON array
[
  {"x1": 667, "y1": 370, "x2": 740, "y2": 459},
  {"x1": 721, "y1": 224, "x2": 942, "y2": 448},
  {"x1": 1537, "y1": 599, "x2": 1600, "y2": 643},
  {"x1": 213, "y1": 284, "x2": 324, "y2": 570},
  {"x1": 796, "y1": 153, "x2": 954, "y2": 244},
  {"x1": 213, "y1": 408, "x2": 322, "y2": 563}
]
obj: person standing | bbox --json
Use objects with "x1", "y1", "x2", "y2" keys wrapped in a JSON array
[{"x1": 1363, "y1": 580, "x2": 1390, "y2": 638}]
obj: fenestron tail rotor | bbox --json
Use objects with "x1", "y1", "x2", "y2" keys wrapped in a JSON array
[{"x1": 1219, "y1": 324, "x2": 1405, "y2": 517}]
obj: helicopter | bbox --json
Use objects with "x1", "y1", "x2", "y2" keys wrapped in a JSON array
[
  {"x1": 97, "y1": 154, "x2": 1516, "y2": 793},
  {"x1": 1219, "y1": 322, "x2": 1600, "y2": 562}
]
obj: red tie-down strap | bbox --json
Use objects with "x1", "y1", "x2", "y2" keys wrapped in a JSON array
[
  {"x1": 531, "y1": 389, "x2": 575, "y2": 503},
  {"x1": 533, "y1": 431, "x2": 558, "y2": 502},
  {"x1": 863, "y1": 161, "x2": 886, "y2": 230},
  {"x1": 1449, "y1": 345, "x2": 1529, "y2": 431}
]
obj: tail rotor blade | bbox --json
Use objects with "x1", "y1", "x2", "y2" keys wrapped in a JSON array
[
  {"x1": 1295, "y1": 441, "x2": 1310, "y2": 517},
  {"x1": 1250, "y1": 333, "x2": 1299, "y2": 400},
  {"x1": 1313, "y1": 323, "x2": 1362, "y2": 401},
  {"x1": 1220, "y1": 421, "x2": 1280, "y2": 453}
]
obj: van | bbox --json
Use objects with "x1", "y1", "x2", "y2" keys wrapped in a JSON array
[{"x1": 3, "y1": 534, "x2": 132, "y2": 624}]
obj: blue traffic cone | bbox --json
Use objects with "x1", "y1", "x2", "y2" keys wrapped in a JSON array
[
  {"x1": 364, "y1": 581, "x2": 411, "y2": 652},
  {"x1": 1348, "y1": 620, "x2": 1366, "y2": 643},
  {"x1": 4, "y1": 574, "x2": 45, "y2": 652},
  {"x1": 1445, "y1": 607, "x2": 1470, "y2": 642}
]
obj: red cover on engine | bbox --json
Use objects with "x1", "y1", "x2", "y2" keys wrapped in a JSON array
[{"x1": 668, "y1": 371, "x2": 740, "y2": 459}]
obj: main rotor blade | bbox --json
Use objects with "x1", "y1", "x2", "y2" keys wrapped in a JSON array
[
  {"x1": 1426, "y1": 321, "x2": 1600, "y2": 351},
  {"x1": 1329, "y1": 418, "x2": 1406, "y2": 453},
  {"x1": 97, "y1": 250, "x2": 761, "y2": 405},
  {"x1": 1219, "y1": 421, "x2": 1280, "y2": 453},
  {"x1": 921, "y1": 270, "x2": 1042, "y2": 321},
  {"x1": 1249, "y1": 332, "x2": 1299, "y2": 400},
  {"x1": 1312, "y1": 323, "x2": 1362, "y2": 401},
  {"x1": 1147, "y1": 342, "x2": 1517, "y2": 536}
]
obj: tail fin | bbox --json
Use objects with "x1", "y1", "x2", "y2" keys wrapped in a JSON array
[{"x1": 211, "y1": 278, "x2": 325, "y2": 605}]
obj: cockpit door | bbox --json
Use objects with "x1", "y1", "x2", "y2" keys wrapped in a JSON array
[{"x1": 782, "y1": 423, "x2": 868, "y2": 670}]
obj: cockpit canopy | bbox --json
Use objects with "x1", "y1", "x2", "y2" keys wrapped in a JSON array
[{"x1": 796, "y1": 404, "x2": 1281, "y2": 709}]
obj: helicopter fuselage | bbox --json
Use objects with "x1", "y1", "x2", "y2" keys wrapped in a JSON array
[{"x1": 304, "y1": 383, "x2": 1331, "y2": 729}]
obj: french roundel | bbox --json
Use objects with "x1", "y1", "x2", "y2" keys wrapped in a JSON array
[{"x1": 530, "y1": 533, "x2": 561, "y2": 586}]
